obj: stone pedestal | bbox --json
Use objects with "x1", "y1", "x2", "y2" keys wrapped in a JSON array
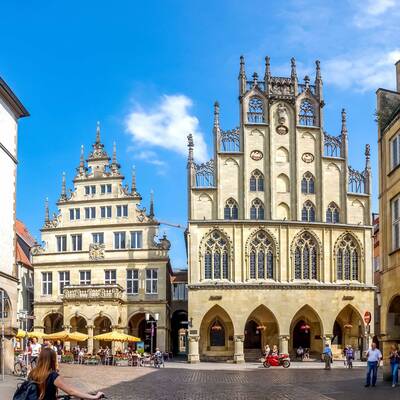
[
  {"x1": 279, "y1": 335, "x2": 290, "y2": 354},
  {"x1": 234, "y1": 335, "x2": 245, "y2": 363},
  {"x1": 188, "y1": 336, "x2": 200, "y2": 363}
]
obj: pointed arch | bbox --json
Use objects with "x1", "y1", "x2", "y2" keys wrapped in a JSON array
[
  {"x1": 224, "y1": 198, "x2": 239, "y2": 220},
  {"x1": 334, "y1": 232, "x2": 363, "y2": 281},
  {"x1": 199, "y1": 229, "x2": 231, "y2": 280},
  {"x1": 250, "y1": 198, "x2": 265, "y2": 220},
  {"x1": 327, "y1": 162, "x2": 341, "y2": 172},
  {"x1": 326, "y1": 202, "x2": 340, "y2": 223},
  {"x1": 298, "y1": 99, "x2": 316, "y2": 126},
  {"x1": 249, "y1": 169, "x2": 264, "y2": 192},
  {"x1": 291, "y1": 230, "x2": 320, "y2": 280},
  {"x1": 301, "y1": 131, "x2": 316, "y2": 141},
  {"x1": 277, "y1": 202, "x2": 290, "y2": 220},
  {"x1": 246, "y1": 230, "x2": 277, "y2": 280},
  {"x1": 249, "y1": 128, "x2": 264, "y2": 137},
  {"x1": 223, "y1": 157, "x2": 240, "y2": 166},
  {"x1": 302, "y1": 200, "x2": 316, "y2": 222},
  {"x1": 198, "y1": 193, "x2": 212, "y2": 202},
  {"x1": 276, "y1": 147, "x2": 289, "y2": 163},
  {"x1": 277, "y1": 173, "x2": 290, "y2": 193},
  {"x1": 301, "y1": 172, "x2": 315, "y2": 194},
  {"x1": 247, "y1": 96, "x2": 265, "y2": 123}
]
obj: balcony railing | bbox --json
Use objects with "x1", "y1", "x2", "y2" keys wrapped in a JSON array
[{"x1": 62, "y1": 284, "x2": 124, "y2": 301}]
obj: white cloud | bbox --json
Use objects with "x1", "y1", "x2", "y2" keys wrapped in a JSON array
[
  {"x1": 323, "y1": 49, "x2": 400, "y2": 92},
  {"x1": 125, "y1": 94, "x2": 208, "y2": 163},
  {"x1": 353, "y1": 0, "x2": 399, "y2": 28},
  {"x1": 135, "y1": 150, "x2": 167, "y2": 167},
  {"x1": 364, "y1": 0, "x2": 396, "y2": 15}
]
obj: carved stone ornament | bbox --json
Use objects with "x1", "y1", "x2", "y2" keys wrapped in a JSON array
[
  {"x1": 31, "y1": 245, "x2": 45, "y2": 256},
  {"x1": 250, "y1": 150, "x2": 263, "y2": 161},
  {"x1": 89, "y1": 243, "x2": 105, "y2": 260},
  {"x1": 302, "y1": 153, "x2": 314, "y2": 163},
  {"x1": 277, "y1": 103, "x2": 288, "y2": 124},
  {"x1": 276, "y1": 125, "x2": 288, "y2": 135}
]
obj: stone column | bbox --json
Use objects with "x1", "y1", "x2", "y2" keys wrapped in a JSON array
[
  {"x1": 64, "y1": 325, "x2": 71, "y2": 351},
  {"x1": 233, "y1": 335, "x2": 245, "y2": 363},
  {"x1": 87, "y1": 325, "x2": 94, "y2": 354},
  {"x1": 278, "y1": 335, "x2": 290, "y2": 355},
  {"x1": 188, "y1": 336, "x2": 200, "y2": 363},
  {"x1": 156, "y1": 326, "x2": 166, "y2": 352}
]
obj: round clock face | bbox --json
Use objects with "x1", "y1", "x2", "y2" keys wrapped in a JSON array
[
  {"x1": 302, "y1": 152, "x2": 314, "y2": 163},
  {"x1": 250, "y1": 150, "x2": 263, "y2": 161}
]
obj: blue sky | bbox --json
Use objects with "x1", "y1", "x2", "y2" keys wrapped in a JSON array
[{"x1": 2, "y1": 0, "x2": 400, "y2": 268}]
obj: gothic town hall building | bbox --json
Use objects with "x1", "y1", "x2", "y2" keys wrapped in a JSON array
[{"x1": 186, "y1": 56, "x2": 374, "y2": 362}]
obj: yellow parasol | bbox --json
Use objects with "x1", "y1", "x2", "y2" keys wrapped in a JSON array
[
  {"x1": 43, "y1": 330, "x2": 88, "y2": 342},
  {"x1": 27, "y1": 331, "x2": 47, "y2": 339},
  {"x1": 16, "y1": 330, "x2": 27, "y2": 339},
  {"x1": 93, "y1": 330, "x2": 141, "y2": 342}
]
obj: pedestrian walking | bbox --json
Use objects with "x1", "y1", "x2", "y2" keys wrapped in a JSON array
[
  {"x1": 389, "y1": 344, "x2": 400, "y2": 388},
  {"x1": 322, "y1": 343, "x2": 332, "y2": 370},
  {"x1": 346, "y1": 345, "x2": 354, "y2": 369},
  {"x1": 365, "y1": 342, "x2": 382, "y2": 387}
]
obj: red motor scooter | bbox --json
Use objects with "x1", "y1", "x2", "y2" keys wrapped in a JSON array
[{"x1": 263, "y1": 353, "x2": 291, "y2": 368}]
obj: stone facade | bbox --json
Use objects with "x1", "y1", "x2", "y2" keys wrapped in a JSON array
[
  {"x1": 186, "y1": 57, "x2": 374, "y2": 362},
  {"x1": 0, "y1": 77, "x2": 29, "y2": 373},
  {"x1": 32, "y1": 126, "x2": 172, "y2": 353},
  {"x1": 377, "y1": 60, "x2": 400, "y2": 377}
]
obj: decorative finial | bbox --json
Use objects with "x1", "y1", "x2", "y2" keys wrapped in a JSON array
[
  {"x1": 341, "y1": 108, "x2": 348, "y2": 136},
  {"x1": 187, "y1": 134, "x2": 194, "y2": 164},
  {"x1": 239, "y1": 55, "x2": 246, "y2": 78},
  {"x1": 304, "y1": 75, "x2": 310, "y2": 88},
  {"x1": 252, "y1": 72, "x2": 258, "y2": 86},
  {"x1": 213, "y1": 101, "x2": 220, "y2": 131},
  {"x1": 96, "y1": 121, "x2": 101, "y2": 144},
  {"x1": 44, "y1": 197, "x2": 49, "y2": 224},
  {"x1": 149, "y1": 190, "x2": 154, "y2": 218},
  {"x1": 265, "y1": 56, "x2": 271, "y2": 80},
  {"x1": 315, "y1": 60, "x2": 321, "y2": 81},
  {"x1": 112, "y1": 141, "x2": 117, "y2": 164},
  {"x1": 60, "y1": 172, "x2": 66, "y2": 200},
  {"x1": 131, "y1": 165, "x2": 136, "y2": 193},
  {"x1": 365, "y1": 143, "x2": 371, "y2": 163},
  {"x1": 291, "y1": 57, "x2": 297, "y2": 79},
  {"x1": 80, "y1": 145, "x2": 84, "y2": 165}
]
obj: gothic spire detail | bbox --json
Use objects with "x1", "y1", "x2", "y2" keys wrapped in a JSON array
[
  {"x1": 365, "y1": 144, "x2": 371, "y2": 171},
  {"x1": 239, "y1": 55, "x2": 246, "y2": 95},
  {"x1": 60, "y1": 172, "x2": 67, "y2": 201},
  {"x1": 264, "y1": 56, "x2": 271, "y2": 81},
  {"x1": 213, "y1": 101, "x2": 220, "y2": 133},
  {"x1": 291, "y1": 57, "x2": 297, "y2": 80},
  {"x1": 341, "y1": 108, "x2": 348, "y2": 136},
  {"x1": 315, "y1": 60, "x2": 322, "y2": 81},
  {"x1": 76, "y1": 145, "x2": 87, "y2": 178},
  {"x1": 187, "y1": 134, "x2": 194, "y2": 165},
  {"x1": 96, "y1": 121, "x2": 101, "y2": 144},
  {"x1": 88, "y1": 122, "x2": 109, "y2": 161},
  {"x1": 131, "y1": 165, "x2": 137, "y2": 193},
  {"x1": 44, "y1": 197, "x2": 49, "y2": 224},
  {"x1": 149, "y1": 190, "x2": 155, "y2": 219},
  {"x1": 239, "y1": 55, "x2": 246, "y2": 78}
]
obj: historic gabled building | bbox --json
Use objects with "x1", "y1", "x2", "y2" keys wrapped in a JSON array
[
  {"x1": 0, "y1": 77, "x2": 29, "y2": 373},
  {"x1": 32, "y1": 125, "x2": 172, "y2": 353},
  {"x1": 186, "y1": 57, "x2": 374, "y2": 362}
]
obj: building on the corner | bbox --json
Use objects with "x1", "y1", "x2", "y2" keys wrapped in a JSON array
[
  {"x1": 0, "y1": 77, "x2": 29, "y2": 373},
  {"x1": 186, "y1": 56, "x2": 374, "y2": 363},
  {"x1": 372, "y1": 214, "x2": 381, "y2": 346},
  {"x1": 32, "y1": 125, "x2": 172, "y2": 353},
  {"x1": 377, "y1": 60, "x2": 400, "y2": 375},
  {"x1": 16, "y1": 220, "x2": 35, "y2": 331},
  {"x1": 170, "y1": 269, "x2": 188, "y2": 355}
]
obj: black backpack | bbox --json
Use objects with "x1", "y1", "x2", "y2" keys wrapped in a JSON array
[{"x1": 13, "y1": 380, "x2": 38, "y2": 400}]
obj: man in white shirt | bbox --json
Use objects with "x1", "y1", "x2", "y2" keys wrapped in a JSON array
[
  {"x1": 30, "y1": 337, "x2": 42, "y2": 366},
  {"x1": 365, "y1": 342, "x2": 382, "y2": 387}
]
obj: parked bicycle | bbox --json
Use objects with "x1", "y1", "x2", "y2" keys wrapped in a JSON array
[{"x1": 14, "y1": 354, "x2": 28, "y2": 377}]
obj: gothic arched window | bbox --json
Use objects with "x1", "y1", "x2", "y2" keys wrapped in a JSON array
[
  {"x1": 336, "y1": 234, "x2": 360, "y2": 281},
  {"x1": 294, "y1": 232, "x2": 318, "y2": 280},
  {"x1": 224, "y1": 198, "x2": 239, "y2": 220},
  {"x1": 247, "y1": 96, "x2": 264, "y2": 123},
  {"x1": 210, "y1": 319, "x2": 225, "y2": 346},
  {"x1": 326, "y1": 202, "x2": 340, "y2": 223},
  {"x1": 301, "y1": 172, "x2": 315, "y2": 194},
  {"x1": 299, "y1": 99, "x2": 315, "y2": 126},
  {"x1": 302, "y1": 201, "x2": 316, "y2": 222},
  {"x1": 250, "y1": 170, "x2": 264, "y2": 192},
  {"x1": 249, "y1": 230, "x2": 275, "y2": 279},
  {"x1": 204, "y1": 231, "x2": 229, "y2": 280},
  {"x1": 250, "y1": 198, "x2": 265, "y2": 220}
]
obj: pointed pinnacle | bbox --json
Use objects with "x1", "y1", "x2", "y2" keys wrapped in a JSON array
[
  {"x1": 45, "y1": 197, "x2": 49, "y2": 223},
  {"x1": 96, "y1": 121, "x2": 101, "y2": 144},
  {"x1": 131, "y1": 165, "x2": 137, "y2": 193},
  {"x1": 341, "y1": 108, "x2": 348, "y2": 135},
  {"x1": 112, "y1": 141, "x2": 117, "y2": 164}
]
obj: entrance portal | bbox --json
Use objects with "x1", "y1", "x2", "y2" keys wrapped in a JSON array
[
  {"x1": 293, "y1": 320, "x2": 311, "y2": 349},
  {"x1": 244, "y1": 320, "x2": 262, "y2": 349}
]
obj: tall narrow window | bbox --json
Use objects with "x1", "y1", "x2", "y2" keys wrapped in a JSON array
[
  {"x1": 203, "y1": 230, "x2": 229, "y2": 280},
  {"x1": 100, "y1": 206, "x2": 112, "y2": 218},
  {"x1": 59, "y1": 271, "x2": 70, "y2": 294},
  {"x1": 42, "y1": 272, "x2": 52, "y2": 295},
  {"x1": 146, "y1": 269, "x2": 158, "y2": 294},
  {"x1": 114, "y1": 232, "x2": 126, "y2": 249},
  {"x1": 336, "y1": 234, "x2": 360, "y2": 281},
  {"x1": 248, "y1": 230, "x2": 275, "y2": 280},
  {"x1": 105, "y1": 269, "x2": 117, "y2": 284},
  {"x1": 69, "y1": 208, "x2": 80, "y2": 220},
  {"x1": 127, "y1": 269, "x2": 139, "y2": 294},
  {"x1": 71, "y1": 234, "x2": 82, "y2": 251},
  {"x1": 56, "y1": 235, "x2": 67, "y2": 252},
  {"x1": 250, "y1": 170, "x2": 264, "y2": 192},
  {"x1": 392, "y1": 196, "x2": 400, "y2": 251},
  {"x1": 247, "y1": 96, "x2": 264, "y2": 123},
  {"x1": 302, "y1": 201, "x2": 315, "y2": 222},
  {"x1": 116, "y1": 205, "x2": 128, "y2": 217},
  {"x1": 326, "y1": 202, "x2": 340, "y2": 223},
  {"x1": 92, "y1": 232, "x2": 104, "y2": 244},
  {"x1": 224, "y1": 198, "x2": 239, "y2": 220},
  {"x1": 85, "y1": 207, "x2": 96, "y2": 219},
  {"x1": 250, "y1": 199, "x2": 265, "y2": 220},
  {"x1": 293, "y1": 232, "x2": 318, "y2": 280},
  {"x1": 391, "y1": 134, "x2": 400, "y2": 169},
  {"x1": 130, "y1": 231, "x2": 143, "y2": 249},
  {"x1": 79, "y1": 270, "x2": 91, "y2": 285},
  {"x1": 299, "y1": 99, "x2": 315, "y2": 126},
  {"x1": 301, "y1": 172, "x2": 315, "y2": 194}
]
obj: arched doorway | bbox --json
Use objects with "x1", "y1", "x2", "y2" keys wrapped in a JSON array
[
  {"x1": 199, "y1": 305, "x2": 234, "y2": 361},
  {"x1": 171, "y1": 310, "x2": 188, "y2": 356},
  {"x1": 290, "y1": 305, "x2": 323, "y2": 356},
  {"x1": 69, "y1": 316, "x2": 88, "y2": 348},
  {"x1": 43, "y1": 313, "x2": 63, "y2": 334},
  {"x1": 128, "y1": 313, "x2": 157, "y2": 353},
  {"x1": 94, "y1": 316, "x2": 112, "y2": 350},
  {"x1": 244, "y1": 320, "x2": 261, "y2": 349},
  {"x1": 388, "y1": 295, "x2": 400, "y2": 340},
  {"x1": 332, "y1": 305, "x2": 364, "y2": 359}
]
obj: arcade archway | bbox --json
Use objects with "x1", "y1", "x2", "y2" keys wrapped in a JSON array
[
  {"x1": 171, "y1": 310, "x2": 188, "y2": 355},
  {"x1": 43, "y1": 313, "x2": 63, "y2": 334}
]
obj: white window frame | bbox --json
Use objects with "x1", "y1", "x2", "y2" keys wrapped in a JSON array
[
  {"x1": 101, "y1": 184, "x2": 112, "y2": 194},
  {"x1": 71, "y1": 234, "x2": 82, "y2": 251},
  {"x1": 92, "y1": 232, "x2": 104, "y2": 244},
  {"x1": 100, "y1": 206, "x2": 112, "y2": 218},
  {"x1": 42, "y1": 272, "x2": 52, "y2": 295},
  {"x1": 56, "y1": 235, "x2": 67, "y2": 252},
  {"x1": 79, "y1": 270, "x2": 91, "y2": 285},
  {"x1": 391, "y1": 132, "x2": 400, "y2": 170},
  {"x1": 127, "y1": 269, "x2": 139, "y2": 295},
  {"x1": 130, "y1": 231, "x2": 143, "y2": 249},
  {"x1": 84, "y1": 207, "x2": 96, "y2": 219},
  {"x1": 104, "y1": 269, "x2": 117, "y2": 284},
  {"x1": 59, "y1": 271, "x2": 70, "y2": 294},
  {"x1": 172, "y1": 283, "x2": 187, "y2": 300},
  {"x1": 145, "y1": 269, "x2": 158, "y2": 294},
  {"x1": 114, "y1": 232, "x2": 126, "y2": 249},
  {"x1": 69, "y1": 208, "x2": 80, "y2": 220},
  {"x1": 85, "y1": 185, "x2": 96, "y2": 195},
  {"x1": 392, "y1": 195, "x2": 400, "y2": 251}
]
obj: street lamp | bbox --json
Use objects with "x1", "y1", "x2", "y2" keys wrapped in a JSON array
[{"x1": 145, "y1": 312, "x2": 159, "y2": 354}]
